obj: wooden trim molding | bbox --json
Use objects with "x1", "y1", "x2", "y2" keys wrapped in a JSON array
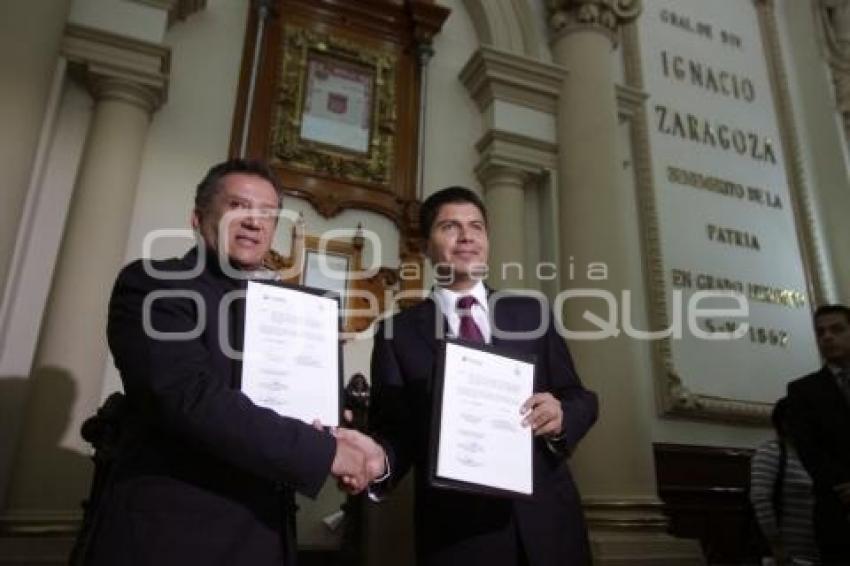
[
  {"x1": 0, "y1": 512, "x2": 82, "y2": 537},
  {"x1": 654, "y1": 443, "x2": 766, "y2": 564}
]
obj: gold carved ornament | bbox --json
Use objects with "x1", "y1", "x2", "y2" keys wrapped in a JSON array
[{"x1": 270, "y1": 25, "x2": 398, "y2": 187}]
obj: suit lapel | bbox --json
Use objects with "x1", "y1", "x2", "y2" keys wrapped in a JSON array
[
  {"x1": 229, "y1": 280, "x2": 247, "y2": 389},
  {"x1": 199, "y1": 248, "x2": 248, "y2": 390},
  {"x1": 487, "y1": 286, "x2": 513, "y2": 350},
  {"x1": 412, "y1": 297, "x2": 442, "y2": 355},
  {"x1": 813, "y1": 366, "x2": 850, "y2": 414}
]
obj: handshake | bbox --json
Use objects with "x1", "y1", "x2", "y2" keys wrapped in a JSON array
[{"x1": 316, "y1": 420, "x2": 387, "y2": 495}]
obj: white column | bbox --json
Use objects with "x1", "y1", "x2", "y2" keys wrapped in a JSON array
[
  {"x1": 460, "y1": 46, "x2": 564, "y2": 292},
  {"x1": 547, "y1": 1, "x2": 702, "y2": 562},
  {"x1": 479, "y1": 165, "x2": 529, "y2": 289},
  {"x1": 3, "y1": 24, "x2": 168, "y2": 530}
]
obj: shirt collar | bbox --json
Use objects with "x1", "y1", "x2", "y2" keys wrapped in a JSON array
[
  {"x1": 196, "y1": 244, "x2": 280, "y2": 284},
  {"x1": 432, "y1": 280, "x2": 488, "y2": 316},
  {"x1": 827, "y1": 363, "x2": 850, "y2": 377},
  {"x1": 245, "y1": 268, "x2": 281, "y2": 281}
]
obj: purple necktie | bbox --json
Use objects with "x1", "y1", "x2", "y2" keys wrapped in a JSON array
[{"x1": 456, "y1": 295, "x2": 484, "y2": 343}]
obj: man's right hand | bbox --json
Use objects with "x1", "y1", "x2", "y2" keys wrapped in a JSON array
[
  {"x1": 331, "y1": 433, "x2": 369, "y2": 494},
  {"x1": 334, "y1": 428, "x2": 387, "y2": 482}
]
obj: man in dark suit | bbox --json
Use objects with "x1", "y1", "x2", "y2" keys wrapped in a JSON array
[
  {"x1": 86, "y1": 159, "x2": 377, "y2": 565},
  {"x1": 787, "y1": 304, "x2": 850, "y2": 564},
  {"x1": 353, "y1": 186, "x2": 598, "y2": 565}
]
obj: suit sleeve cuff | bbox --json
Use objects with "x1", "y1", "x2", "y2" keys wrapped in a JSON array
[
  {"x1": 544, "y1": 428, "x2": 569, "y2": 455},
  {"x1": 367, "y1": 454, "x2": 392, "y2": 502}
]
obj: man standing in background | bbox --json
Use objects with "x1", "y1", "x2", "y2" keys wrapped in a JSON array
[{"x1": 787, "y1": 304, "x2": 850, "y2": 564}]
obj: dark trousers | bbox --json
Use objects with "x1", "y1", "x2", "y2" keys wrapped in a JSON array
[
  {"x1": 419, "y1": 516, "x2": 529, "y2": 566},
  {"x1": 815, "y1": 497, "x2": 850, "y2": 565}
]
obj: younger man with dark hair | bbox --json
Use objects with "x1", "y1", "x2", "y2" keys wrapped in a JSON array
[
  {"x1": 359, "y1": 185, "x2": 598, "y2": 565},
  {"x1": 787, "y1": 304, "x2": 850, "y2": 564}
]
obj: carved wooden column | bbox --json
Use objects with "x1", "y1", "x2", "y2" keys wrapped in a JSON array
[{"x1": 547, "y1": 1, "x2": 702, "y2": 562}]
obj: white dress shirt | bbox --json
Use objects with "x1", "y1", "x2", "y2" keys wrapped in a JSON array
[{"x1": 431, "y1": 280, "x2": 491, "y2": 343}]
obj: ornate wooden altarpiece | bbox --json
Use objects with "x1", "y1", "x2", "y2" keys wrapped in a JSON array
[
  {"x1": 230, "y1": 0, "x2": 450, "y2": 325},
  {"x1": 263, "y1": 215, "x2": 401, "y2": 335}
]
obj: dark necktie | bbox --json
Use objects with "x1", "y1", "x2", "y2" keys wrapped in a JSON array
[
  {"x1": 456, "y1": 295, "x2": 484, "y2": 343},
  {"x1": 836, "y1": 368, "x2": 850, "y2": 405}
]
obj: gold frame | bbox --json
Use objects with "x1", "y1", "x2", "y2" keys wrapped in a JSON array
[
  {"x1": 300, "y1": 235, "x2": 356, "y2": 295},
  {"x1": 621, "y1": 0, "x2": 827, "y2": 424},
  {"x1": 263, "y1": 220, "x2": 404, "y2": 335},
  {"x1": 271, "y1": 24, "x2": 397, "y2": 187},
  {"x1": 298, "y1": 54, "x2": 375, "y2": 155}
]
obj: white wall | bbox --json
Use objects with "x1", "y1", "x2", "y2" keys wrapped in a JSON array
[
  {"x1": 526, "y1": 0, "x2": 554, "y2": 62},
  {"x1": 121, "y1": 0, "x2": 251, "y2": 264},
  {"x1": 0, "y1": 77, "x2": 93, "y2": 511},
  {"x1": 68, "y1": 0, "x2": 167, "y2": 43},
  {"x1": 0, "y1": 0, "x2": 71, "y2": 311},
  {"x1": 421, "y1": 0, "x2": 483, "y2": 197},
  {"x1": 776, "y1": 0, "x2": 850, "y2": 303}
]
